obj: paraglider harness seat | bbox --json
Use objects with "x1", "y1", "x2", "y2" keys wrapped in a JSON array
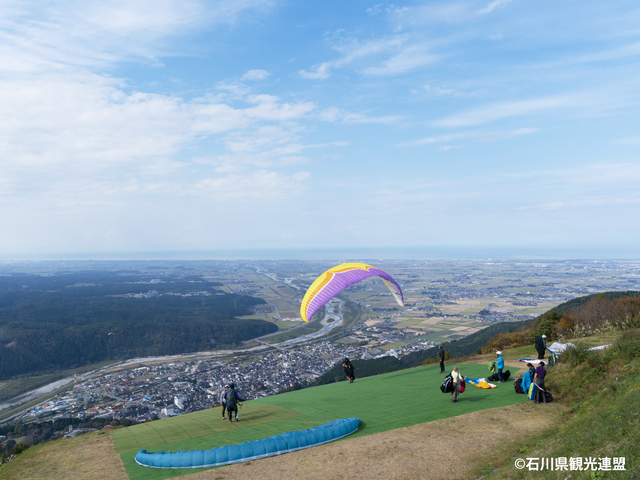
[
  {"x1": 440, "y1": 373, "x2": 454, "y2": 393},
  {"x1": 227, "y1": 388, "x2": 238, "y2": 409},
  {"x1": 488, "y1": 369, "x2": 510, "y2": 382},
  {"x1": 514, "y1": 378, "x2": 525, "y2": 394}
]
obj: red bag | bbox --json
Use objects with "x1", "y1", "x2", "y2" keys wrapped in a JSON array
[{"x1": 459, "y1": 379, "x2": 466, "y2": 393}]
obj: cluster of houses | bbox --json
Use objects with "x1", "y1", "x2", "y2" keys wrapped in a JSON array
[{"x1": 22, "y1": 339, "x2": 422, "y2": 426}]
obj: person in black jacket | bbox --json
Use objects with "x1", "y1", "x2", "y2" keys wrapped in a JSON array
[
  {"x1": 342, "y1": 358, "x2": 355, "y2": 383},
  {"x1": 225, "y1": 383, "x2": 245, "y2": 422},
  {"x1": 438, "y1": 345, "x2": 446, "y2": 374},
  {"x1": 535, "y1": 335, "x2": 546, "y2": 360}
]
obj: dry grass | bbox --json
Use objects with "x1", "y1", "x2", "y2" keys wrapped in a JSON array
[
  {"x1": 180, "y1": 402, "x2": 563, "y2": 480},
  {"x1": 0, "y1": 429, "x2": 127, "y2": 480}
]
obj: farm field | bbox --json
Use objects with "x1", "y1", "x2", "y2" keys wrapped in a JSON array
[{"x1": 113, "y1": 363, "x2": 528, "y2": 480}]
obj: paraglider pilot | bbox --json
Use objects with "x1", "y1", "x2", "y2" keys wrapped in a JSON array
[
  {"x1": 496, "y1": 351, "x2": 505, "y2": 383},
  {"x1": 343, "y1": 358, "x2": 355, "y2": 383},
  {"x1": 219, "y1": 385, "x2": 229, "y2": 420},
  {"x1": 438, "y1": 345, "x2": 445, "y2": 374},
  {"x1": 225, "y1": 383, "x2": 245, "y2": 422}
]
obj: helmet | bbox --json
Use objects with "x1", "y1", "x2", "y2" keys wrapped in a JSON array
[{"x1": 229, "y1": 383, "x2": 235, "y2": 388}]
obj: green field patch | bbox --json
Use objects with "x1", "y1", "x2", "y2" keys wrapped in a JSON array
[
  {"x1": 115, "y1": 364, "x2": 528, "y2": 480},
  {"x1": 414, "y1": 332, "x2": 449, "y2": 341},
  {"x1": 380, "y1": 342, "x2": 407, "y2": 350}
]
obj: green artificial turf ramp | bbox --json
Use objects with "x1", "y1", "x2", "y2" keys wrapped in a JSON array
[{"x1": 115, "y1": 364, "x2": 528, "y2": 480}]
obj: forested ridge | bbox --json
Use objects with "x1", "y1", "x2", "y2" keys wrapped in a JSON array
[{"x1": 0, "y1": 272, "x2": 276, "y2": 379}]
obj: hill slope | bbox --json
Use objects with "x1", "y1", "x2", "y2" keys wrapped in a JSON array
[{"x1": 112, "y1": 363, "x2": 529, "y2": 479}]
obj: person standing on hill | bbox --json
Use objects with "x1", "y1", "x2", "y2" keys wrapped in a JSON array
[
  {"x1": 438, "y1": 345, "x2": 446, "y2": 374},
  {"x1": 226, "y1": 383, "x2": 245, "y2": 422},
  {"x1": 534, "y1": 362, "x2": 547, "y2": 404},
  {"x1": 451, "y1": 366, "x2": 464, "y2": 403},
  {"x1": 219, "y1": 385, "x2": 229, "y2": 420},
  {"x1": 496, "y1": 351, "x2": 505, "y2": 383},
  {"x1": 535, "y1": 335, "x2": 546, "y2": 360},
  {"x1": 343, "y1": 358, "x2": 355, "y2": 383}
]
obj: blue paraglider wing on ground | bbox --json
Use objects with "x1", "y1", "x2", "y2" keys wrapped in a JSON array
[{"x1": 135, "y1": 417, "x2": 360, "y2": 469}]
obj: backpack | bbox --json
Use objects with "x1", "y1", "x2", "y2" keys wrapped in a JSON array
[
  {"x1": 514, "y1": 378, "x2": 524, "y2": 394},
  {"x1": 488, "y1": 370, "x2": 510, "y2": 382},
  {"x1": 227, "y1": 388, "x2": 237, "y2": 407},
  {"x1": 440, "y1": 374, "x2": 453, "y2": 393}
]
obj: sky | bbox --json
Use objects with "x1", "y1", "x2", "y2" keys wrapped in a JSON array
[{"x1": 1, "y1": 0, "x2": 640, "y2": 259}]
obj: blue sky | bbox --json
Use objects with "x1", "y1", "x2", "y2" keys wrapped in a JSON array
[{"x1": 1, "y1": 0, "x2": 640, "y2": 258}]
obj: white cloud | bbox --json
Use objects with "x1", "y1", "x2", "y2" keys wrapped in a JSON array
[
  {"x1": 241, "y1": 69, "x2": 270, "y2": 81},
  {"x1": 397, "y1": 128, "x2": 538, "y2": 147},
  {"x1": 362, "y1": 43, "x2": 438, "y2": 76},
  {"x1": 424, "y1": 84, "x2": 456, "y2": 95},
  {"x1": 0, "y1": 0, "x2": 276, "y2": 69},
  {"x1": 299, "y1": 36, "x2": 405, "y2": 79},
  {"x1": 571, "y1": 42, "x2": 640, "y2": 64},
  {"x1": 318, "y1": 107, "x2": 401, "y2": 124},
  {"x1": 405, "y1": 2, "x2": 475, "y2": 24},
  {"x1": 433, "y1": 97, "x2": 570, "y2": 127},
  {"x1": 479, "y1": 0, "x2": 514, "y2": 15},
  {"x1": 475, "y1": 127, "x2": 539, "y2": 142},
  {"x1": 397, "y1": 133, "x2": 466, "y2": 147},
  {"x1": 194, "y1": 170, "x2": 310, "y2": 200}
]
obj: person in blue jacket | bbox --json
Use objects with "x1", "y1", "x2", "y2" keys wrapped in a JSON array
[
  {"x1": 496, "y1": 351, "x2": 505, "y2": 383},
  {"x1": 521, "y1": 364, "x2": 533, "y2": 392}
]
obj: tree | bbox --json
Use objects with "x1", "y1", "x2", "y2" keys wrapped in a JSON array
[{"x1": 9, "y1": 442, "x2": 30, "y2": 455}]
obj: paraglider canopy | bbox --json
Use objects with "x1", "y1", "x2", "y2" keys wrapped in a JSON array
[{"x1": 300, "y1": 262, "x2": 404, "y2": 322}]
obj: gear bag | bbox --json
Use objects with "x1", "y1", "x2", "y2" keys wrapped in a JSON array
[
  {"x1": 514, "y1": 378, "x2": 524, "y2": 394},
  {"x1": 440, "y1": 373, "x2": 453, "y2": 393},
  {"x1": 227, "y1": 388, "x2": 237, "y2": 408}
]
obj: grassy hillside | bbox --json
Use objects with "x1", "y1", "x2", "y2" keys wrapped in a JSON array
[
  {"x1": 111, "y1": 363, "x2": 529, "y2": 480},
  {"x1": 474, "y1": 328, "x2": 640, "y2": 479}
]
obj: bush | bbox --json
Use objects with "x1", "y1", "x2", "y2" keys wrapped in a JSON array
[
  {"x1": 614, "y1": 330, "x2": 640, "y2": 362},
  {"x1": 562, "y1": 343, "x2": 601, "y2": 368},
  {"x1": 9, "y1": 442, "x2": 30, "y2": 455}
]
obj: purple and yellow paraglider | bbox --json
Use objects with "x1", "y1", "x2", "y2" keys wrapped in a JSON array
[{"x1": 300, "y1": 263, "x2": 404, "y2": 322}]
